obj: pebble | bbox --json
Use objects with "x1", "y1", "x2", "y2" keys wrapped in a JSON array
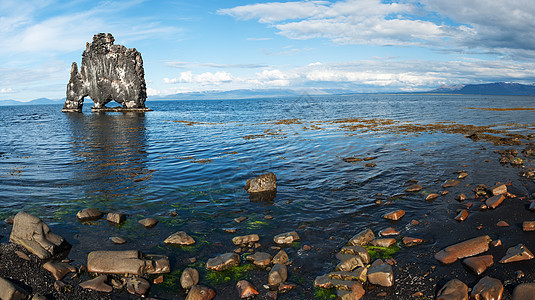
[
  {"x1": 186, "y1": 285, "x2": 216, "y2": 300},
  {"x1": 4, "y1": 216, "x2": 14, "y2": 225},
  {"x1": 138, "y1": 217, "x2": 158, "y2": 228},
  {"x1": 406, "y1": 184, "x2": 423, "y2": 192},
  {"x1": 410, "y1": 220, "x2": 420, "y2": 226},
  {"x1": 442, "y1": 179, "x2": 460, "y2": 188},
  {"x1": 110, "y1": 236, "x2": 126, "y2": 244},
  {"x1": 455, "y1": 194, "x2": 466, "y2": 201},
  {"x1": 458, "y1": 172, "x2": 468, "y2": 179},
  {"x1": 523, "y1": 221, "x2": 535, "y2": 231},
  {"x1": 164, "y1": 231, "x2": 196, "y2": 245},
  {"x1": 263, "y1": 215, "x2": 274, "y2": 220},
  {"x1": 247, "y1": 252, "x2": 272, "y2": 267},
  {"x1": 370, "y1": 238, "x2": 396, "y2": 247},
  {"x1": 425, "y1": 193, "x2": 439, "y2": 201},
  {"x1": 236, "y1": 280, "x2": 259, "y2": 298},
  {"x1": 153, "y1": 275, "x2": 164, "y2": 284},
  {"x1": 367, "y1": 259, "x2": 394, "y2": 287},
  {"x1": 223, "y1": 228, "x2": 238, "y2": 233},
  {"x1": 462, "y1": 255, "x2": 494, "y2": 275},
  {"x1": 54, "y1": 280, "x2": 69, "y2": 293},
  {"x1": 402, "y1": 237, "x2": 423, "y2": 246},
  {"x1": 383, "y1": 209, "x2": 405, "y2": 221}
]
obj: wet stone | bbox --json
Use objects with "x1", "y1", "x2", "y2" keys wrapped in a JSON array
[
  {"x1": 383, "y1": 209, "x2": 405, "y2": 221},
  {"x1": 348, "y1": 228, "x2": 375, "y2": 246},
  {"x1": 435, "y1": 235, "x2": 491, "y2": 264},
  {"x1": 402, "y1": 237, "x2": 423, "y2": 246},
  {"x1": 180, "y1": 268, "x2": 199, "y2": 289},
  {"x1": 164, "y1": 231, "x2": 195, "y2": 245},
  {"x1": 234, "y1": 216, "x2": 248, "y2": 223},
  {"x1": 462, "y1": 255, "x2": 494, "y2": 275},
  {"x1": 490, "y1": 184, "x2": 507, "y2": 196},
  {"x1": 425, "y1": 193, "x2": 439, "y2": 201},
  {"x1": 186, "y1": 285, "x2": 216, "y2": 300},
  {"x1": 76, "y1": 208, "x2": 103, "y2": 221},
  {"x1": 370, "y1": 238, "x2": 396, "y2": 247},
  {"x1": 206, "y1": 253, "x2": 240, "y2": 271},
  {"x1": 379, "y1": 227, "x2": 399, "y2": 237},
  {"x1": 529, "y1": 201, "x2": 535, "y2": 211},
  {"x1": 436, "y1": 279, "x2": 468, "y2": 300},
  {"x1": 272, "y1": 249, "x2": 289, "y2": 265},
  {"x1": 138, "y1": 217, "x2": 158, "y2": 228},
  {"x1": 455, "y1": 209, "x2": 469, "y2": 222},
  {"x1": 340, "y1": 245, "x2": 370, "y2": 264},
  {"x1": 79, "y1": 275, "x2": 112, "y2": 292},
  {"x1": 268, "y1": 263, "x2": 287, "y2": 286},
  {"x1": 236, "y1": 280, "x2": 259, "y2": 298},
  {"x1": 273, "y1": 231, "x2": 299, "y2": 244},
  {"x1": 42, "y1": 261, "x2": 77, "y2": 280},
  {"x1": 232, "y1": 234, "x2": 260, "y2": 246},
  {"x1": 406, "y1": 184, "x2": 422, "y2": 192},
  {"x1": 14, "y1": 250, "x2": 30, "y2": 261},
  {"x1": 223, "y1": 228, "x2": 238, "y2": 233},
  {"x1": 523, "y1": 221, "x2": 535, "y2": 231},
  {"x1": 247, "y1": 252, "x2": 272, "y2": 267},
  {"x1": 486, "y1": 194, "x2": 505, "y2": 209},
  {"x1": 110, "y1": 236, "x2": 126, "y2": 244},
  {"x1": 496, "y1": 221, "x2": 509, "y2": 227},
  {"x1": 443, "y1": 179, "x2": 460, "y2": 188},
  {"x1": 367, "y1": 259, "x2": 394, "y2": 287},
  {"x1": 314, "y1": 274, "x2": 332, "y2": 288},
  {"x1": 499, "y1": 244, "x2": 534, "y2": 263},
  {"x1": 244, "y1": 172, "x2": 277, "y2": 193},
  {"x1": 330, "y1": 268, "x2": 367, "y2": 282},
  {"x1": 455, "y1": 194, "x2": 467, "y2": 201},
  {"x1": 471, "y1": 276, "x2": 503, "y2": 300},
  {"x1": 126, "y1": 277, "x2": 150, "y2": 295},
  {"x1": 512, "y1": 283, "x2": 535, "y2": 300},
  {"x1": 458, "y1": 172, "x2": 469, "y2": 179},
  {"x1": 106, "y1": 212, "x2": 126, "y2": 224},
  {"x1": 87, "y1": 250, "x2": 170, "y2": 275},
  {"x1": 0, "y1": 277, "x2": 29, "y2": 300},
  {"x1": 336, "y1": 255, "x2": 364, "y2": 272}
]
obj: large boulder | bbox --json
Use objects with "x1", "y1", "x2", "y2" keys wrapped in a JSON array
[
  {"x1": 87, "y1": 250, "x2": 170, "y2": 275},
  {"x1": 9, "y1": 211, "x2": 71, "y2": 259},
  {"x1": 62, "y1": 33, "x2": 149, "y2": 112}
]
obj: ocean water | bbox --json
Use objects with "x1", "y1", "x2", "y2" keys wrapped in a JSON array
[{"x1": 0, "y1": 94, "x2": 534, "y2": 298}]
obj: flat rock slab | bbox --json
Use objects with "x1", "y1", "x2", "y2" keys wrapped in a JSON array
[
  {"x1": 335, "y1": 255, "x2": 364, "y2": 272},
  {"x1": 405, "y1": 184, "x2": 423, "y2": 192},
  {"x1": 0, "y1": 277, "x2": 29, "y2": 300},
  {"x1": 164, "y1": 231, "x2": 195, "y2": 245},
  {"x1": 272, "y1": 249, "x2": 289, "y2": 265},
  {"x1": 348, "y1": 228, "x2": 375, "y2": 246},
  {"x1": 206, "y1": 253, "x2": 240, "y2": 271},
  {"x1": 486, "y1": 194, "x2": 506, "y2": 209},
  {"x1": 80, "y1": 275, "x2": 112, "y2": 292},
  {"x1": 383, "y1": 209, "x2": 405, "y2": 221},
  {"x1": 367, "y1": 259, "x2": 393, "y2": 287},
  {"x1": 110, "y1": 236, "x2": 126, "y2": 244},
  {"x1": 10, "y1": 211, "x2": 71, "y2": 259},
  {"x1": 77, "y1": 208, "x2": 103, "y2": 221},
  {"x1": 523, "y1": 221, "x2": 535, "y2": 231},
  {"x1": 246, "y1": 252, "x2": 272, "y2": 267},
  {"x1": 471, "y1": 276, "x2": 503, "y2": 300},
  {"x1": 244, "y1": 172, "x2": 277, "y2": 193},
  {"x1": 435, "y1": 235, "x2": 491, "y2": 264},
  {"x1": 512, "y1": 283, "x2": 535, "y2": 300},
  {"x1": 186, "y1": 285, "x2": 216, "y2": 300},
  {"x1": 138, "y1": 218, "x2": 158, "y2": 228},
  {"x1": 370, "y1": 238, "x2": 396, "y2": 247},
  {"x1": 268, "y1": 263, "x2": 287, "y2": 286},
  {"x1": 340, "y1": 245, "x2": 370, "y2": 264},
  {"x1": 443, "y1": 179, "x2": 460, "y2": 188},
  {"x1": 330, "y1": 268, "x2": 367, "y2": 282},
  {"x1": 42, "y1": 261, "x2": 77, "y2": 280},
  {"x1": 273, "y1": 231, "x2": 299, "y2": 244},
  {"x1": 490, "y1": 184, "x2": 507, "y2": 196},
  {"x1": 232, "y1": 234, "x2": 259, "y2": 246},
  {"x1": 425, "y1": 193, "x2": 439, "y2": 201},
  {"x1": 379, "y1": 227, "x2": 399, "y2": 237},
  {"x1": 181, "y1": 268, "x2": 200, "y2": 289},
  {"x1": 437, "y1": 279, "x2": 468, "y2": 300},
  {"x1": 87, "y1": 250, "x2": 170, "y2": 275},
  {"x1": 499, "y1": 244, "x2": 534, "y2": 263},
  {"x1": 462, "y1": 255, "x2": 494, "y2": 275}
]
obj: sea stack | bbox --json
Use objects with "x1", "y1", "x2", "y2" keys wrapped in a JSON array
[{"x1": 62, "y1": 33, "x2": 150, "y2": 112}]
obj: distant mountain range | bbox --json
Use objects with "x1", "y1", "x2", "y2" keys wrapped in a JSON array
[{"x1": 2, "y1": 82, "x2": 535, "y2": 106}]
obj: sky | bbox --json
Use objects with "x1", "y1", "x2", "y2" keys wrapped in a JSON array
[{"x1": 2, "y1": 0, "x2": 535, "y2": 101}]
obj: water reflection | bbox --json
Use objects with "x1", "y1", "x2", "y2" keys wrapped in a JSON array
[{"x1": 66, "y1": 112, "x2": 151, "y2": 201}]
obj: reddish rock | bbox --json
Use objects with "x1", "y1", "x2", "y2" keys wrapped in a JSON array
[
  {"x1": 436, "y1": 279, "x2": 468, "y2": 300},
  {"x1": 370, "y1": 238, "x2": 396, "y2": 247},
  {"x1": 402, "y1": 237, "x2": 423, "y2": 246},
  {"x1": 379, "y1": 227, "x2": 399, "y2": 237},
  {"x1": 455, "y1": 209, "x2": 469, "y2": 222},
  {"x1": 442, "y1": 179, "x2": 460, "y2": 188},
  {"x1": 499, "y1": 244, "x2": 534, "y2": 263},
  {"x1": 425, "y1": 193, "x2": 439, "y2": 201},
  {"x1": 462, "y1": 255, "x2": 494, "y2": 275},
  {"x1": 489, "y1": 184, "x2": 507, "y2": 196},
  {"x1": 236, "y1": 280, "x2": 259, "y2": 298},
  {"x1": 348, "y1": 228, "x2": 375, "y2": 246},
  {"x1": 410, "y1": 220, "x2": 420, "y2": 226},
  {"x1": 383, "y1": 209, "x2": 405, "y2": 221},
  {"x1": 523, "y1": 221, "x2": 535, "y2": 231},
  {"x1": 435, "y1": 235, "x2": 491, "y2": 264},
  {"x1": 486, "y1": 194, "x2": 505, "y2": 209},
  {"x1": 406, "y1": 184, "x2": 423, "y2": 192},
  {"x1": 496, "y1": 221, "x2": 509, "y2": 227},
  {"x1": 512, "y1": 283, "x2": 535, "y2": 300},
  {"x1": 471, "y1": 276, "x2": 503, "y2": 300},
  {"x1": 455, "y1": 194, "x2": 466, "y2": 201}
]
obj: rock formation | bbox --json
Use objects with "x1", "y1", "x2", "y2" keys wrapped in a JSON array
[{"x1": 62, "y1": 33, "x2": 149, "y2": 112}]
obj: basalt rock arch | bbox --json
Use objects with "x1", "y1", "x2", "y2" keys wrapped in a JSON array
[{"x1": 62, "y1": 33, "x2": 150, "y2": 112}]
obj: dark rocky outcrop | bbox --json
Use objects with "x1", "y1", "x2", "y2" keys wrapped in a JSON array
[{"x1": 62, "y1": 33, "x2": 149, "y2": 112}]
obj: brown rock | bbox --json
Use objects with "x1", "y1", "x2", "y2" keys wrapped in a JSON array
[
  {"x1": 138, "y1": 217, "x2": 158, "y2": 228},
  {"x1": 490, "y1": 184, "x2": 507, "y2": 196},
  {"x1": 339, "y1": 281, "x2": 365, "y2": 300},
  {"x1": 206, "y1": 253, "x2": 240, "y2": 271},
  {"x1": 234, "y1": 216, "x2": 248, "y2": 223},
  {"x1": 499, "y1": 244, "x2": 534, "y2": 263},
  {"x1": 180, "y1": 268, "x2": 199, "y2": 289},
  {"x1": 383, "y1": 209, "x2": 405, "y2": 221},
  {"x1": 186, "y1": 285, "x2": 216, "y2": 300},
  {"x1": 425, "y1": 193, "x2": 439, "y2": 201},
  {"x1": 244, "y1": 172, "x2": 276, "y2": 193},
  {"x1": 496, "y1": 221, "x2": 509, "y2": 227},
  {"x1": 462, "y1": 255, "x2": 493, "y2": 275},
  {"x1": 348, "y1": 228, "x2": 375, "y2": 246},
  {"x1": 14, "y1": 251, "x2": 30, "y2": 261},
  {"x1": 435, "y1": 235, "x2": 491, "y2": 264},
  {"x1": 379, "y1": 227, "x2": 399, "y2": 236},
  {"x1": 330, "y1": 268, "x2": 367, "y2": 282},
  {"x1": 406, "y1": 184, "x2": 423, "y2": 192},
  {"x1": 314, "y1": 274, "x2": 332, "y2": 288},
  {"x1": 126, "y1": 277, "x2": 150, "y2": 295},
  {"x1": 343, "y1": 157, "x2": 363, "y2": 162},
  {"x1": 443, "y1": 179, "x2": 460, "y2": 188},
  {"x1": 247, "y1": 252, "x2": 272, "y2": 267},
  {"x1": 42, "y1": 261, "x2": 77, "y2": 280},
  {"x1": 523, "y1": 221, "x2": 535, "y2": 231},
  {"x1": 458, "y1": 172, "x2": 469, "y2": 179},
  {"x1": 455, "y1": 194, "x2": 467, "y2": 201},
  {"x1": 268, "y1": 264, "x2": 287, "y2": 286},
  {"x1": 272, "y1": 249, "x2": 289, "y2": 265},
  {"x1": 340, "y1": 245, "x2": 370, "y2": 264},
  {"x1": 403, "y1": 237, "x2": 423, "y2": 246},
  {"x1": 4, "y1": 216, "x2": 14, "y2": 225},
  {"x1": 106, "y1": 212, "x2": 126, "y2": 224},
  {"x1": 153, "y1": 275, "x2": 164, "y2": 284},
  {"x1": 87, "y1": 250, "x2": 170, "y2": 275},
  {"x1": 232, "y1": 234, "x2": 260, "y2": 245},
  {"x1": 411, "y1": 220, "x2": 420, "y2": 226},
  {"x1": 0, "y1": 277, "x2": 29, "y2": 300},
  {"x1": 79, "y1": 275, "x2": 112, "y2": 292},
  {"x1": 76, "y1": 208, "x2": 103, "y2": 221},
  {"x1": 455, "y1": 209, "x2": 469, "y2": 221},
  {"x1": 437, "y1": 279, "x2": 468, "y2": 300},
  {"x1": 236, "y1": 280, "x2": 259, "y2": 298},
  {"x1": 273, "y1": 231, "x2": 299, "y2": 244},
  {"x1": 370, "y1": 238, "x2": 396, "y2": 247},
  {"x1": 512, "y1": 283, "x2": 535, "y2": 300},
  {"x1": 486, "y1": 194, "x2": 505, "y2": 209},
  {"x1": 164, "y1": 231, "x2": 195, "y2": 245},
  {"x1": 471, "y1": 276, "x2": 503, "y2": 300},
  {"x1": 336, "y1": 255, "x2": 364, "y2": 272},
  {"x1": 110, "y1": 236, "x2": 126, "y2": 244},
  {"x1": 367, "y1": 259, "x2": 393, "y2": 287}
]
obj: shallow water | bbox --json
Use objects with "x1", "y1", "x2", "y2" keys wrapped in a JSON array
[{"x1": 0, "y1": 94, "x2": 534, "y2": 298}]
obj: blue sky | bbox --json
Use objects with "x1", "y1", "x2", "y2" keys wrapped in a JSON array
[{"x1": 2, "y1": 0, "x2": 535, "y2": 101}]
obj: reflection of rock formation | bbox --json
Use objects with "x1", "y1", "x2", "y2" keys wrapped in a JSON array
[
  {"x1": 66, "y1": 112, "x2": 151, "y2": 199},
  {"x1": 62, "y1": 33, "x2": 149, "y2": 113}
]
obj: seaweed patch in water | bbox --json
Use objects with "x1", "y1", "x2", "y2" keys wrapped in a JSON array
[
  {"x1": 314, "y1": 287, "x2": 336, "y2": 299},
  {"x1": 364, "y1": 244, "x2": 401, "y2": 260},
  {"x1": 205, "y1": 264, "x2": 253, "y2": 284}
]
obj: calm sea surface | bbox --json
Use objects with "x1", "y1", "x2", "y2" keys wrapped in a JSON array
[{"x1": 0, "y1": 94, "x2": 534, "y2": 298}]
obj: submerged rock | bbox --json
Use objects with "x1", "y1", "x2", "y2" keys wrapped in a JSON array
[
  {"x1": 62, "y1": 33, "x2": 148, "y2": 112},
  {"x1": 244, "y1": 172, "x2": 277, "y2": 193},
  {"x1": 437, "y1": 279, "x2": 468, "y2": 300},
  {"x1": 206, "y1": 253, "x2": 240, "y2": 271},
  {"x1": 87, "y1": 250, "x2": 170, "y2": 275},
  {"x1": 435, "y1": 235, "x2": 491, "y2": 264},
  {"x1": 10, "y1": 211, "x2": 71, "y2": 259},
  {"x1": 164, "y1": 231, "x2": 195, "y2": 245},
  {"x1": 180, "y1": 268, "x2": 200, "y2": 289}
]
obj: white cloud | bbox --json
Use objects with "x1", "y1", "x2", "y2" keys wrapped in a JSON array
[
  {"x1": 0, "y1": 88, "x2": 14, "y2": 93},
  {"x1": 146, "y1": 87, "x2": 160, "y2": 96},
  {"x1": 165, "y1": 71, "x2": 234, "y2": 85}
]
